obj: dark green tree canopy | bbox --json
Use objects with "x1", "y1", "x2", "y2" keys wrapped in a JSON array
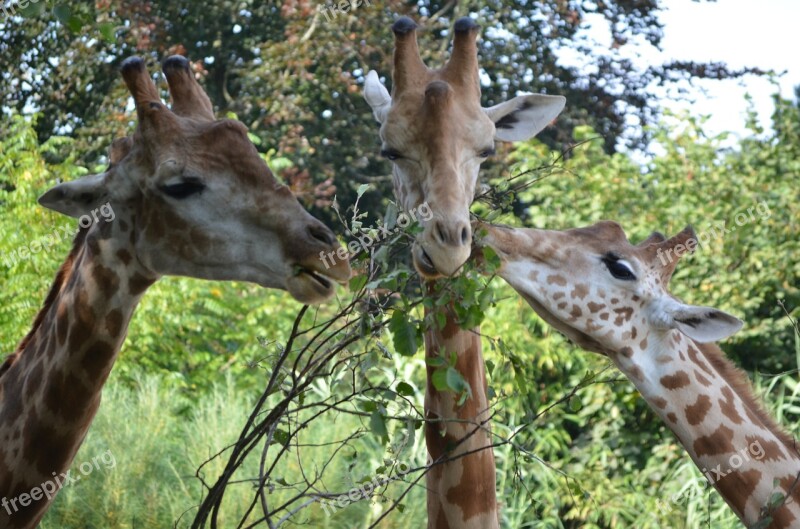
[{"x1": 0, "y1": 0, "x2": 764, "y2": 217}]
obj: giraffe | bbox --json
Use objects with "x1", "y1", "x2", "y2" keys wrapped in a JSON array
[
  {"x1": 478, "y1": 220, "x2": 800, "y2": 528},
  {"x1": 363, "y1": 16, "x2": 565, "y2": 528},
  {"x1": 0, "y1": 55, "x2": 350, "y2": 529}
]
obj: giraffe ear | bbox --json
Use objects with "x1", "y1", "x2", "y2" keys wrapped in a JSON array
[
  {"x1": 669, "y1": 304, "x2": 743, "y2": 343},
  {"x1": 39, "y1": 173, "x2": 110, "y2": 218},
  {"x1": 364, "y1": 70, "x2": 392, "y2": 124},
  {"x1": 485, "y1": 94, "x2": 566, "y2": 142}
]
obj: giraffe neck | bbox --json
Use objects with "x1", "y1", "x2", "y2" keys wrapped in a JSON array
[
  {"x1": 610, "y1": 329, "x2": 800, "y2": 527},
  {"x1": 424, "y1": 299, "x2": 498, "y2": 529},
  {"x1": 0, "y1": 218, "x2": 156, "y2": 528}
]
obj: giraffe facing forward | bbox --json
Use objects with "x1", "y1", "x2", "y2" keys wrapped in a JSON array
[
  {"x1": 364, "y1": 16, "x2": 565, "y2": 528},
  {"x1": 0, "y1": 56, "x2": 350, "y2": 528},
  {"x1": 480, "y1": 220, "x2": 800, "y2": 528}
]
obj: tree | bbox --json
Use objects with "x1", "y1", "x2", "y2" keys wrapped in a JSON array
[{"x1": 0, "y1": 0, "x2": 765, "y2": 223}]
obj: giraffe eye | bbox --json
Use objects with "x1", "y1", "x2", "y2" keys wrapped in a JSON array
[
  {"x1": 602, "y1": 254, "x2": 636, "y2": 281},
  {"x1": 479, "y1": 147, "x2": 496, "y2": 158},
  {"x1": 380, "y1": 149, "x2": 402, "y2": 161},
  {"x1": 160, "y1": 179, "x2": 206, "y2": 199}
]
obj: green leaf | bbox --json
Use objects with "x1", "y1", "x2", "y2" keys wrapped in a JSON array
[
  {"x1": 349, "y1": 274, "x2": 367, "y2": 291},
  {"x1": 66, "y1": 15, "x2": 83, "y2": 32},
  {"x1": 53, "y1": 5, "x2": 70, "y2": 23},
  {"x1": 389, "y1": 310, "x2": 418, "y2": 357},
  {"x1": 360, "y1": 401, "x2": 377, "y2": 413},
  {"x1": 383, "y1": 202, "x2": 398, "y2": 230},
  {"x1": 431, "y1": 369, "x2": 448, "y2": 391},
  {"x1": 445, "y1": 367, "x2": 470, "y2": 395},
  {"x1": 395, "y1": 381, "x2": 415, "y2": 397},
  {"x1": 271, "y1": 429, "x2": 290, "y2": 447},
  {"x1": 768, "y1": 491, "x2": 786, "y2": 508},
  {"x1": 425, "y1": 355, "x2": 446, "y2": 368},
  {"x1": 98, "y1": 22, "x2": 117, "y2": 43},
  {"x1": 19, "y1": 1, "x2": 45, "y2": 17},
  {"x1": 356, "y1": 184, "x2": 370, "y2": 198},
  {"x1": 369, "y1": 410, "x2": 388, "y2": 439}
]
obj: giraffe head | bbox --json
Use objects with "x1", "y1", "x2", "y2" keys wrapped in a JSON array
[
  {"x1": 364, "y1": 17, "x2": 565, "y2": 277},
  {"x1": 479, "y1": 221, "x2": 743, "y2": 355},
  {"x1": 37, "y1": 56, "x2": 350, "y2": 304}
]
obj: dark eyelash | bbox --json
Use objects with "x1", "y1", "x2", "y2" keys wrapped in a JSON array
[
  {"x1": 601, "y1": 254, "x2": 636, "y2": 280},
  {"x1": 380, "y1": 149, "x2": 402, "y2": 161},
  {"x1": 161, "y1": 180, "x2": 206, "y2": 199},
  {"x1": 479, "y1": 148, "x2": 496, "y2": 158}
]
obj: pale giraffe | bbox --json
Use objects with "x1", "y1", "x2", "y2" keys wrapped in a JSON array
[
  {"x1": 0, "y1": 55, "x2": 350, "y2": 529},
  {"x1": 363, "y1": 16, "x2": 565, "y2": 528},
  {"x1": 479, "y1": 220, "x2": 800, "y2": 528}
]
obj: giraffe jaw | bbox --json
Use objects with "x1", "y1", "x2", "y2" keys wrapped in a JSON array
[
  {"x1": 413, "y1": 244, "x2": 441, "y2": 278},
  {"x1": 287, "y1": 261, "x2": 350, "y2": 304},
  {"x1": 517, "y1": 289, "x2": 609, "y2": 356}
]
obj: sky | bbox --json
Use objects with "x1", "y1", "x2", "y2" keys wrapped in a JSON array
[{"x1": 568, "y1": 0, "x2": 799, "y2": 145}]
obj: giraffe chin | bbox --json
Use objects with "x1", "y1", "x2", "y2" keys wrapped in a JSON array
[
  {"x1": 286, "y1": 269, "x2": 341, "y2": 304},
  {"x1": 517, "y1": 290, "x2": 609, "y2": 356}
]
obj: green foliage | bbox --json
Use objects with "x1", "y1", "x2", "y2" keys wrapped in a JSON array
[
  {"x1": 2, "y1": 91, "x2": 799, "y2": 528},
  {"x1": 0, "y1": 0, "x2": 763, "y2": 228},
  {"x1": 40, "y1": 372, "x2": 430, "y2": 528}
]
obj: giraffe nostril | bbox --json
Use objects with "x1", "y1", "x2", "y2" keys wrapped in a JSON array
[
  {"x1": 433, "y1": 222, "x2": 447, "y2": 245},
  {"x1": 460, "y1": 226, "x2": 470, "y2": 245},
  {"x1": 308, "y1": 224, "x2": 335, "y2": 246}
]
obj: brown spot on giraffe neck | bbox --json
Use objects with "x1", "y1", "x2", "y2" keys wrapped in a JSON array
[
  {"x1": 745, "y1": 435, "x2": 788, "y2": 462},
  {"x1": 105, "y1": 309, "x2": 124, "y2": 338},
  {"x1": 685, "y1": 394, "x2": 712, "y2": 426},
  {"x1": 652, "y1": 396, "x2": 668, "y2": 409},
  {"x1": 116, "y1": 248, "x2": 132, "y2": 265},
  {"x1": 547, "y1": 274, "x2": 567, "y2": 286},
  {"x1": 686, "y1": 343, "x2": 714, "y2": 377},
  {"x1": 570, "y1": 284, "x2": 589, "y2": 299},
  {"x1": 660, "y1": 371, "x2": 690, "y2": 390},
  {"x1": 695, "y1": 371, "x2": 712, "y2": 387},
  {"x1": 0, "y1": 371, "x2": 24, "y2": 425},
  {"x1": 699, "y1": 341, "x2": 798, "y2": 451},
  {"x1": 776, "y1": 475, "x2": 800, "y2": 521},
  {"x1": 718, "y1": 386, "x2": 743, "y2": 425},
  {"x1": 128, "y1": 272, "x2": 155, "y2": 296},
  {"x1": 587, "y1": 301, "x2": 606, "y2": 313},
  {"x1": 714, "y1": 468, "x2": 762, "y2": 520},
  {"x1": 81, "y1": 340, "x2": 117, "y2": 382},
  {"x1": 613, "y1": 307, "x2": 633, "y2": 326},
  {"x1": 92, "y1": 262, "x2": 121, "y2": 298},
  {"x1": 694, "y1": 424, "x2": 736, "y2": 457},
  {"x1": 43, "y1": 369, "x2": 98, "y2": 423},
  {"x1": 21, "y1": 409, "x2": 79, "y2": 476}
]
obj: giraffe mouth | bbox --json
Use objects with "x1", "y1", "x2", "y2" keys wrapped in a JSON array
[
  {"x1": 300, "y1": 268, "x2": 333, "y2": 290},
  {"x1": 412, "y1": 243, "x2": 445, "y2": 279},
  {"x1": 415, "y1": 247, "x2": 439, "y2": 277}
]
